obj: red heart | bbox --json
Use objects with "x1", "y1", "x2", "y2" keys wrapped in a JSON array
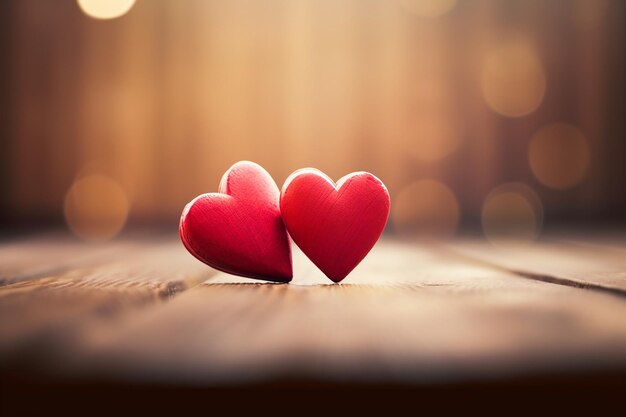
[
  {"x1": 179, "y1": 161, "x2": 292, "y2": 282},
  {"x1": 280, "y1": 169, "x2": 390, "y2": 282}
]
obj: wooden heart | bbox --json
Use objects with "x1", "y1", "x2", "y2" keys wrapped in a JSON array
[
  {"x1": 180, "y1": 161, "x2": 292, "y2": 282},
  {"x1": 280, "y1": 169, "x2": 390, "y2": 282}
]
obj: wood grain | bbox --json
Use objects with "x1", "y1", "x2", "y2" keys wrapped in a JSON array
[
  {"x1": 57, "y1": 239, "x2": 626, "y2": 384},
  {"x1": 1, "y1": 234, "x2": 625, "y2": 389},
  {"x1": 444, "y1": 237, "x2": 626, "y2": 295},
  {"x1": 0, "y1": 233, "x2": 147, "y2": 286},
  {"x1": 0, "y1": 239, "x2": 213, "y2": 356}
]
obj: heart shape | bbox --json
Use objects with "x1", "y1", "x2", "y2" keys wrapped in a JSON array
[
  {"x1": 280, "y1": 169, "x2": 390, "y2": 282},
  {"x1": 179, "y1": 161, "x2": 292, "y2": 282}
]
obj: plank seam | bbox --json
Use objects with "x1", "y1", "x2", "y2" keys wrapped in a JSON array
[{"x1": 436, "y1": 245, "x2": 626, "y2": 299}]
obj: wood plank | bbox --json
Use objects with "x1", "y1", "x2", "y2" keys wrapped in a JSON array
[
  {"x1": 0, "y1": 239, "x2": 214, "y2": 355},
  {"x1": 550, "y1": 232, "x2": 626, "y2": 257},
  {"x1": 0, "y1": 233, "x2": 152, "y2": 286},
  {"x1": 52, "y1": 239, "x2": 626, "y2": 385},
  {"x1": 443, "y1": 237, "x2": 626, "y2": 295}
]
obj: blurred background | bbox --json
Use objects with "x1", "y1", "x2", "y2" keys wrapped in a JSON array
[{"x1": 0, "y1": 0, "x2": 624, "y2": 242}]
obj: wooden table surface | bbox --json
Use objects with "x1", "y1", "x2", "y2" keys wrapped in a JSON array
[{"x1": 1, "y1": 231, "x2": 625, "y2": 416}]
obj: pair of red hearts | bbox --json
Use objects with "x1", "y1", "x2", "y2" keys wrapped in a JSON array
[{"x1": 179, "y1": 161, "x2": 390, "y2": 283}]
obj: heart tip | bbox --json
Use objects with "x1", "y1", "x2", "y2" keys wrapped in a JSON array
[
  {"x1": 261, "y1": 268, "x2": 293, "y2": 283},
  {"x1": 265, "y1": 276, "x2": 292, "y2": 284},
  {"x1": 328, "y1": 275, "x2": 347, "y2": 283}
]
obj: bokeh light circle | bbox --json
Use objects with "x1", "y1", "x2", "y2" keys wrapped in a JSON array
[
  {"x1": 64, "y1": 175, "x2": 130, "y2": 242},
  {"x1": 398, "y1": 0, "x2": 457, "y2": 18},
  {"x1": 482, "y1": 183, "x2": 543, "y2": 246},
  {"x1": 77, "y1": 0, "x2": 136, "y2": 20},
  {"x1": 529, "y1": 123, "x2": 590, "y2": 189},
  {"x1": 393, "y1": 179, "x2": 460, "y2": 237},
  {"x1": 481, "y1": 39, "x2": 546, "y2": 117}
]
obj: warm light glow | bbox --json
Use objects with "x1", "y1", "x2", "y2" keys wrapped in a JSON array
[
  {"x1": 398, "y1": 0, "x2": 457, "y2": 18},
  {"x1": 393, "y1": 180, "x2": 459, "y2": 237},
  {"x1": 64, "y1": 175, "x2": 129, "y2": 242},
  {"x1": 409, "y1": 112, "x2": 463, "y2": 160},
  {"x1": 529, "y1": 123, "x2": 590, "y2": 189},
  {"x1": 404, "y1": 79, "x2": 463, "y2": 160},
  {"x1": 481, "y1": 38, "x2": 546, "y2": 117},
  {"x1": 482, "y1": 183, "x2": 543, "y2": 246},
  {"x1": 77, "y1": 0, "x2": 136, "y2": 20}
]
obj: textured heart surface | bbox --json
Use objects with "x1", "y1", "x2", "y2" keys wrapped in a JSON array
[
  {"x1": 280, "y1": 169, "x2": 390, "y2": 282},
  {"x1": 179, "y1": 161, "x2": 292, "y2": 282}
]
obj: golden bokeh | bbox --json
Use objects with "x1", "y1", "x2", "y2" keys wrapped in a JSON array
[
  {"x1": 77, "y1": 0, "x2": 136, "y2": 20},
  {"x1": 64, "y1": 175, "x2": 130, "y2": 242},
  {"x1": 398, "y1": 0, "x2": 457, "y2": 18},
  {"x1": 482, "y1": 183, "x2": 543, "y2": 246},
  {"x1": 481, "y1": 38, "x2": 546, "y2": 117},
  {"x1": 529, "y1": 123, "x2": 590, "y2": 189},
  {"x1": 3, "y1": 1, "x2": 623, "y2": 227},
  {"x1": 393, "y1": 180, "x2": 460, "y2": 237}
]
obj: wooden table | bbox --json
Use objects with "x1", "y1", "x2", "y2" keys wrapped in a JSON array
[{"x1": 1, "y1": 231, "x2": 625, "y2": 416}]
